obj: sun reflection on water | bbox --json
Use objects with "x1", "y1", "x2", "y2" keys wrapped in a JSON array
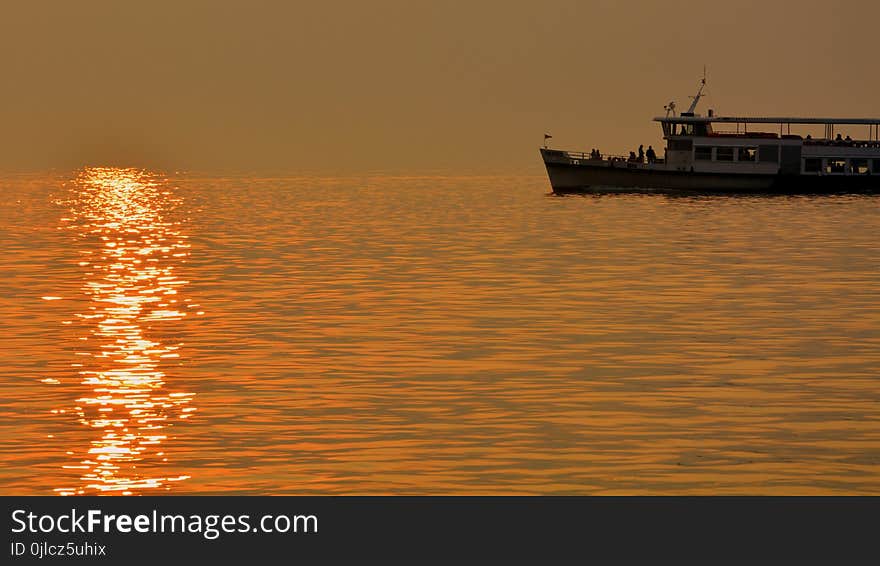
[{"x1": 55, "y1": 167, "x2": 197, "y2": 495}]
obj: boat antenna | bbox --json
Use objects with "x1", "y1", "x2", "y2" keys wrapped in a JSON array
[{"x1": 686, "y1": 66, "x2": 707, "y2": 114}]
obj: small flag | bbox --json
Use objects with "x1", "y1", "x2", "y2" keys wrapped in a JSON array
[{"x1": 544, "y1": 134, "x2": 552, "y2": 140}]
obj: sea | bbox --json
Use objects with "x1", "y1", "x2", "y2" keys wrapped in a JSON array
[{"x1": 1, "y1": 168, "x2": 878, "y2": 494}]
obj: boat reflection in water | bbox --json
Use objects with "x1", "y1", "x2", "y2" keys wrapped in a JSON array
[{"x1": 56, "y1": 167, "x2": 197, "y2": 495}]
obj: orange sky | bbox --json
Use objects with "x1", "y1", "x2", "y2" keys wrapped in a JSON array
[{"x1": 0, "y1": 0, "x2": 877, "y2": 174}]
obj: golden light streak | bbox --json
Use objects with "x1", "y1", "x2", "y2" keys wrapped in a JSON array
[{"x1": 54, "y1": 167, "x2": 198, "y2": 495}]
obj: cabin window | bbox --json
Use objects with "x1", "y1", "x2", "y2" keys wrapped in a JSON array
[
  {"x1": 852, "y1": 159, "x2": 869, "y2": 175},
  {"x1": 668, "y1": 139, "x2": 693, "y2": 151},
  {"x1": 825, "y1": 159, "x2": 846, "y2": 174},
  {"x1": 804, "y1": 158, "x2": 822, "y2": 173},
  {"x1": 715, "y1": 147, "x2": 734, "y2": 161},
  {"x1": 758, "y1": 145, "x2": 779, "y2": 163},
  {"x1": 695, "y1": 146, "x2": 713, "y2": 160},
  {"x1": 679, "y1": 123, "x2": 695, "y2": 136},
  {"x1": 737, "y1": 147, "x2": 756, "y2": 162},
  {"x1": 874, "y1": 159, "x2": 880, "y2": 174}
]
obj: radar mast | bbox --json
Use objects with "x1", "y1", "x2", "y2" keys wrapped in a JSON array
[{"x1": 686, "y1": 67, "x2": 707, "y2": 114}]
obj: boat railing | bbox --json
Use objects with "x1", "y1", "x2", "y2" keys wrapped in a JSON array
[
  {"x1": 803, "y1": 139, "x2": 880, "y2": 149},
  {"x1": 710, "y1": 130, "x2": 780, "y2": 138},
  {"x1": 700, "y1": 132, "x2": 880, "y2": 148},
  {"x1": 563, "y1": 151, "x2": 664, "y2": 165}
]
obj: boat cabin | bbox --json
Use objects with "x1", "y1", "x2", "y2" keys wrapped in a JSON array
[{"x1": 655, "y1": 115, "x2": 880, "y2": 176}]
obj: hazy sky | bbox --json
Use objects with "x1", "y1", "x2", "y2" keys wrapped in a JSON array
[{"x1": 1, "y1": 1, "x2": 877, "y2": 174}]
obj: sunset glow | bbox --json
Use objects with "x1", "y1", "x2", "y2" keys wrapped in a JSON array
[{"x1": 54, "y1": 168, "x2": 196, "y2": 495}]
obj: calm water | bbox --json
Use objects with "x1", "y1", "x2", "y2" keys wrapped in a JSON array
[{"x1": 1, "y1": 168, "x2": 878, "y2": 494}]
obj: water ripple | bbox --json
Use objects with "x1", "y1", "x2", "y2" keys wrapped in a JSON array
[{"x1": 0, "y1": 173, "x2": 878, "y2": 494}]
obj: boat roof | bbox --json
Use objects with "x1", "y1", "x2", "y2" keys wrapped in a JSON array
[{"x1": 654, "y1": 115, "x2": 880, "y2": 125}]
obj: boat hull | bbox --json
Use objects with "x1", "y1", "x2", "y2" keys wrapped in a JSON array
[{"x1": 541, "y1": 149, "x2": 879, "y2": 194}]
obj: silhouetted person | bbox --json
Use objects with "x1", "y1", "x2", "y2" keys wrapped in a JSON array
[
  {"x1": 638, "y1": 144, "x2": 644, "y2": 162},
  {"x1": 646, "y1": 145, "x2": 656, "y2": 164},
  {"x1": 629, "y1": 151, "x2": 637, "y2": 162},
  {"x1": 835, "y1": 133, "x2": 843, "y2": 143}
]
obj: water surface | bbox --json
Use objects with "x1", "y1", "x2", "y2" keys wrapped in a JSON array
[{"x1": 1, "y1": 169, "x2": 878, "y2": 494}]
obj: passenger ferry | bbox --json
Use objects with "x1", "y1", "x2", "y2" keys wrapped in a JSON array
[{"x1": 541, "y1": 76, "x2": 880, "y2": 193}]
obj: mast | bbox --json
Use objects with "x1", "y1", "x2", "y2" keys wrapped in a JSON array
[{"x1": 686, "y1": 67, "x2": 707, "y2": 114}]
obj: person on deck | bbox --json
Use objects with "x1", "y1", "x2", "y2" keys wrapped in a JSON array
[
  {"x1": 638, "y1": 145, "x2": 645, "y2": 163},
  {"x1": 646, "y1": 145, "x2": 656, "y2": 164}
]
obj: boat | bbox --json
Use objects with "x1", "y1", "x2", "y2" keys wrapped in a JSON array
[{"x1": 540, "y1": 75, "x2": 880, "y2": 194}]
